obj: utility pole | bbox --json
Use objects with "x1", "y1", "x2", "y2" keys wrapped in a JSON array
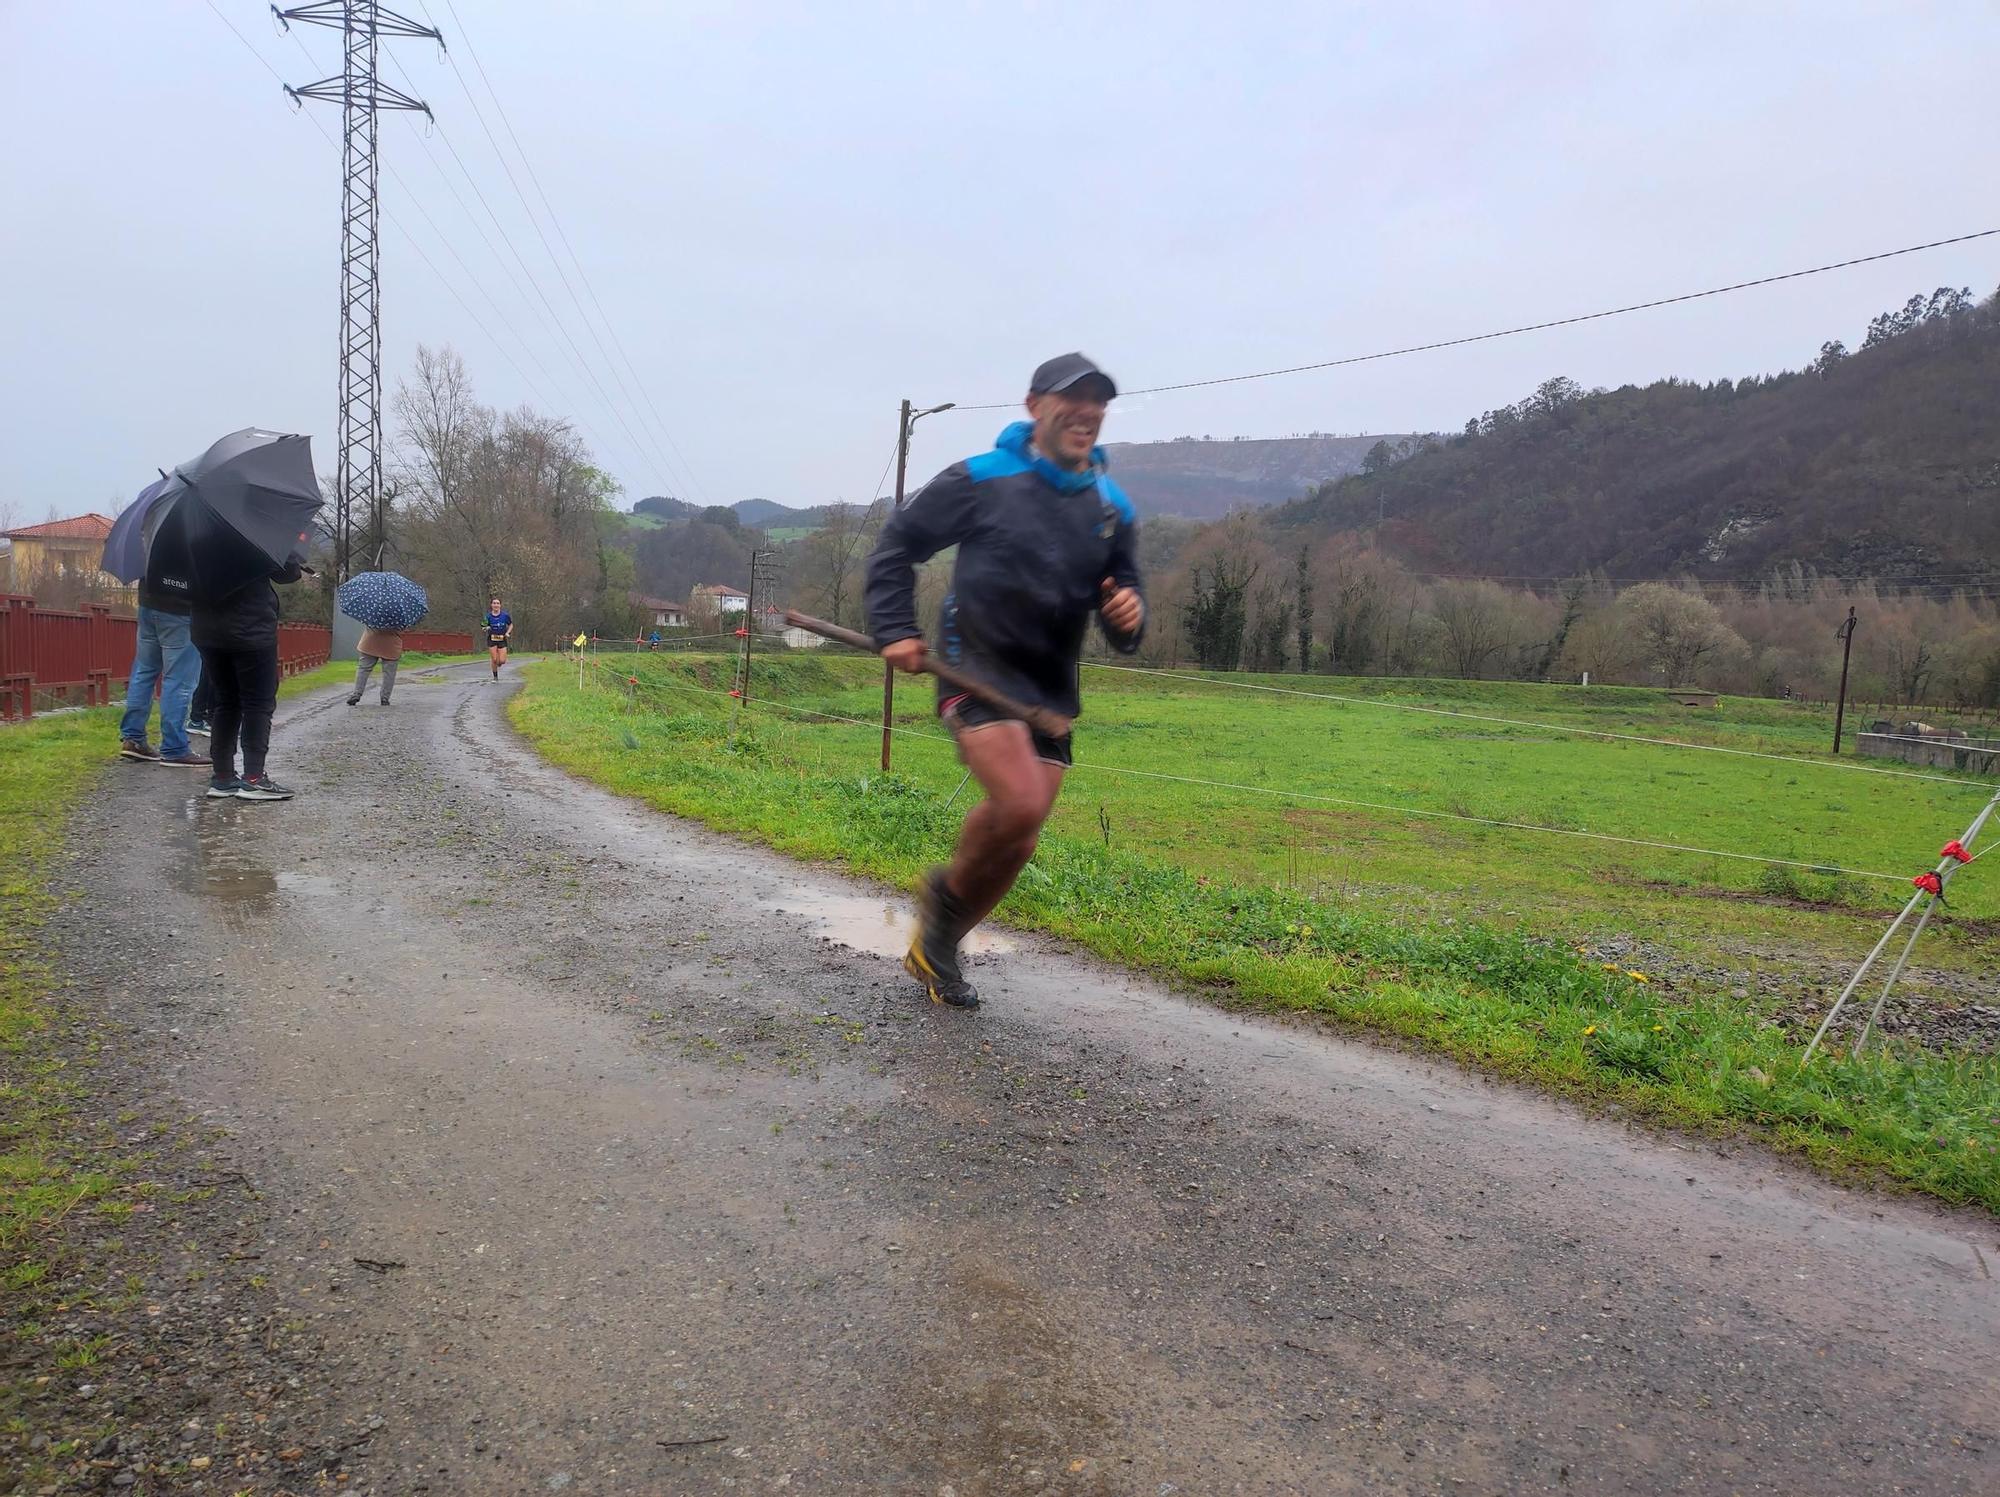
[
  {"x1": 880, "y1": 398, "x2": 955, "y2": 770},
  {"x1": 1832, "y1": 605, "x2": 1859, "y2": 755},
  {"x1": 275, "y1": 2, "x2": 442, "y2": 582},
  {"x1": 737, "y1": 547, "x2": 777, "y2": 706}
]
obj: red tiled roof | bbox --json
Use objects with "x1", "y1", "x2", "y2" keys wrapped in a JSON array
[{"x1": 4, "y1": 513, "x2": 116, "y2": 542}]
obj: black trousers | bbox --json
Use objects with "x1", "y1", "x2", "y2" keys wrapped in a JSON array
[
  {"x1": 197, "y1": 642, "x2": 278, "y2": 779},
  {"x1": 190, "y1": 667, "x2": 213, "y2": 725}
]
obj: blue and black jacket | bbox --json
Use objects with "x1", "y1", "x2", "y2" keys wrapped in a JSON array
[{"x1": 864, "y1": 420, "x2": 1145, "y2": 721}]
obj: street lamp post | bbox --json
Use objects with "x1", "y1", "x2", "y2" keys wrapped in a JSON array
[{"x1": 881, "y1": 399, "x2": 955, "y2": 771}]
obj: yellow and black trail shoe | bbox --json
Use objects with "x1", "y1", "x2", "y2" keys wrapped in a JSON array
[{"x1": 906, "y1": 868, "x2": 979, "y2": 1008}]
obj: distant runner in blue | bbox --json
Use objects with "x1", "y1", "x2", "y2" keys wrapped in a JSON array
[
  {"x1": 865, "y1": 352, "x2": 1146, "y2": 1010},
  {"x1": 483, "y1": 596, "x2": 513, "y2": 681}
]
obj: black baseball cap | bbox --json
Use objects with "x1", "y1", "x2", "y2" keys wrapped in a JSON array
[{"x1": 1029, "y1": 352, "x2": 1117, "y2": 401}]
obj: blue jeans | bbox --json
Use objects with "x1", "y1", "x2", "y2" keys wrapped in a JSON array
[{"x1": 119, "y1": 607, "x2": 198, "y2": 758}]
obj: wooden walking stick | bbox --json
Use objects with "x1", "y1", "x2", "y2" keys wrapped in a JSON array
[{"x1": 781, "y1": 610, "x2": 1073, "y2": 740}]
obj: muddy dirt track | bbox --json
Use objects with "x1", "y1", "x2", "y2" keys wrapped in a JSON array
[{"x1": 53, "y1": 661, "x2": 2000, "y2": 1494}]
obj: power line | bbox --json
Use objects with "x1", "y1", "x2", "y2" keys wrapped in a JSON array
[
  {"x1": 427, "y1": 0, "x2": 712, "y2": 506},
  {"x1": 274, "y1": 19, "x2": 657, "y2": 489},
  {"x1": 949, "y1": 227, "x2": 2000, "y2": 410},
  {"x1": 388, "y1": 106, "x2": 672, "y2": 495},
  {"x1": 1376, "y1": 568, "x2": 2000, "y2": 588},
  {"x1": 1366, "y1": 571, "x2": 2000, "y2": 602},
  {"x1": 277, "y1": 13, "x2": 672, "y2": 497},
  {"x1": 393, "y1": 1, "x2": 705, "y2": 506}
]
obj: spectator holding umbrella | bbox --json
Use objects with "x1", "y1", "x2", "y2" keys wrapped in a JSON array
[
  {"x1": 105, "y1": 475, "x2": 210, "y2": 769},
  {"x1": 195, "y1": 557, "x2": 308, "y2": 800},
  {"x1": 335, "y1": 570, "x2": 429, "y2": 707},
  {"x1": 134, "y1": 428, "x2": 324, "y2": 803},
  {"x1": 347, "y1": 627, "x2": 404, "y2": 706}
]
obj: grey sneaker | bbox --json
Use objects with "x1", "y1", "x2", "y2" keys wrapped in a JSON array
[
  {"x1": 235, "y1": 774, "x2": 294, "y2": 802},
  {"x1": 120, "y1": 738, "x2": 160, "y2": 762},
  {"x1": 206, "y1": 775, "x2": 246, "y2": 799}
]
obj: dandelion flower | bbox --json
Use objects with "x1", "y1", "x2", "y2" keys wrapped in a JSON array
[
  {"x1": 1600, "y1": 962, "x2": 1622, "y2": 972},
  {"x1": 1627, "y1": 970, "x2": 1649, "y2": 983},
  {"x1": 1582, "y1": 1025, "x2": 1598, "y2": 1036},
  {"x1": 1651, "y1": 1024, "x2": 1665, "y2": 1032}
]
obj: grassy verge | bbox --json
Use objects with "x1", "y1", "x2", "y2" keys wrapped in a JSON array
[
  {"x1": 0, "y1": 710, "x2": 124, "y2": 1324},
  {"x1": 510, "y1": 654, "x2": 2000, "y2": 1211}
]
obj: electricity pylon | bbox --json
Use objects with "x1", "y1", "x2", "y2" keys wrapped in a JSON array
[{"x1": 274, "y1": 2, "x2": 442, "y2": 580}]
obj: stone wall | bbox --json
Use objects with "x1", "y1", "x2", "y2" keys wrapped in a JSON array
[{"x1": 1855, "y1": 732, "x2": 2000, "y2": 775}]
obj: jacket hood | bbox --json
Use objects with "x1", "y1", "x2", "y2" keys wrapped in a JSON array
[{"x1": 995, "y1": 421, "x2": 1105, "y2": 495}]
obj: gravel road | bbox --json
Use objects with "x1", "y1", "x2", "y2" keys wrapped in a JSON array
[{"x1": 39, "y1": 661, "x2": 2000, "y2": 1495}]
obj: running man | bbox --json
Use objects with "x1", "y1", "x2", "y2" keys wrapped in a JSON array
[
  {"x1": 482, "y1": 596, "x2": 513, "y2": 680},
  {"x1": 864, "y1": 352, "x2": 1145, "y2": 1009}
]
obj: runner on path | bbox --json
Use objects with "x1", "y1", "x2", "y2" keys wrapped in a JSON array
[
  {"x1": 864, "y1": 353, "x2": 1145, "y2": 1008},
  {"x1": 483, "y1": 596, "x2": 514, "y2": 681}
]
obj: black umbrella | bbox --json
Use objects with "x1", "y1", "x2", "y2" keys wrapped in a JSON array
[
  {"x1": 144, "y1": 429, "x2": 325, "y2": 603},
  {"x1": 101, "y1": 471, "x2": 190, "y2": 584}
]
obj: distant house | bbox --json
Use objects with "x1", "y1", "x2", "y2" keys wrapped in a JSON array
[
  {"x1": 690, "y1": 583, "x2": 749, "y2": 615},
  {"x1": 634, "y1": 594, "x2": 687, "y2": 629},
  {"x1": 3, "y1": 513, "x2": 133, "y2": 606},
  {"x1": 745, "y1": 604, "x2": 824, "y2": 648}
]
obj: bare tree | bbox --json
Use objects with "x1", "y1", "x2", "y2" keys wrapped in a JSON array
[
  {"x1": 793, "y1": 501, "x2": 881, "y2": 627},
  {"x1": 1619, "y1": 583, "x2": 1745, "y2": 686},
  {"x1": 390, "y1": 345, "x2": 621, "y2": 643},
  {"x1": 1432, "y1": 580, "x2": 1513, "y2": 679}
]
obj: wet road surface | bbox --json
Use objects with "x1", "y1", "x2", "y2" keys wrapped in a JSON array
[{"x1": 75, "y1": 661, "x2": 2000, "y2": 1494}]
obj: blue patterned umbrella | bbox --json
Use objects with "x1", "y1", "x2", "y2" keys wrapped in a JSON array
[{"x1": 336, "y1": 570, "x2": 429, "y2": 631}]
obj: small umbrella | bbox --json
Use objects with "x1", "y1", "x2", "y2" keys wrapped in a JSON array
[
  {"x1": 336, "y1": 571, "x2": 429, "y2": 632},
  {"x1": 141, "y1": 429, "x2": 325, "y2": 603},
  {"x1": 101, "y1": 472, "x2": 191, "y2": 585}
]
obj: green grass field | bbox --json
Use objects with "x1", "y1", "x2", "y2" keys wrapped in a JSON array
[
  {"x1": 510, "y1": 650, "x2": 2000, "y2": 1210},
  {"x1": 0, "y1": 711, "x2": 122, "y2": 1323}
]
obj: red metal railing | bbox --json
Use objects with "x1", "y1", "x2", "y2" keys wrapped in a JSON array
[
  {"x1": 276, "y1": 621, "x2": 332, "y2": 679},
  {"x1": 399, "y1": 629, "x2": 477, "y2": 654},
  {"x1": 1, "y1": 594, "x2": 336, "y2": 720}
]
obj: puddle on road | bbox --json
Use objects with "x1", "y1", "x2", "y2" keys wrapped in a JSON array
[
  {"x1": 176, "y1": 800, "x2": 340, "y2": 906},
  {"x1": 758, "y1": 886, "x2": 1015, "y2": 961}
]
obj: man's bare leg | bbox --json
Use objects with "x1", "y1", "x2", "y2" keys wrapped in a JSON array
[{"x1": 945, "y1": 720, "x2": 1066, "y2": 928}]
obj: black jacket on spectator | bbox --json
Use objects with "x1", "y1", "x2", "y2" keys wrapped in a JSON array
[
  {"x1": 191, "y1": 560, "x2": 304, "y2": 651},
  {"x1": 138, "y1": 564, "x2": 193, "y2": 617}
]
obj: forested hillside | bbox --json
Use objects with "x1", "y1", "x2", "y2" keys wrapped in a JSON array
[{"x1": 1271, "y1": 286, "x2": 2000, "y2": 583}]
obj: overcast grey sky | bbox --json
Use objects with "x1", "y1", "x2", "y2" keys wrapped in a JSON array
[{"x1": 3, "y1": 1, "x2": 1996, "y2": 519}]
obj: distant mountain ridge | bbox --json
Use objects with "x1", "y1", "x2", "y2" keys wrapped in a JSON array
[
  {"x1": 629, "y1": 432, "x2": 1410, "y2": 532},
  {"x1": 632, "y1": 495, "x2": 829, "y2": 530},
  {"x1": 1103, "y1": 434, "x2": 1416, "y2": 520}
]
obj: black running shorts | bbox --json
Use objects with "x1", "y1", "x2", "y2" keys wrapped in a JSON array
[{"x1": 941, "y1": 693, "x2": 1072, "y2": 768}]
